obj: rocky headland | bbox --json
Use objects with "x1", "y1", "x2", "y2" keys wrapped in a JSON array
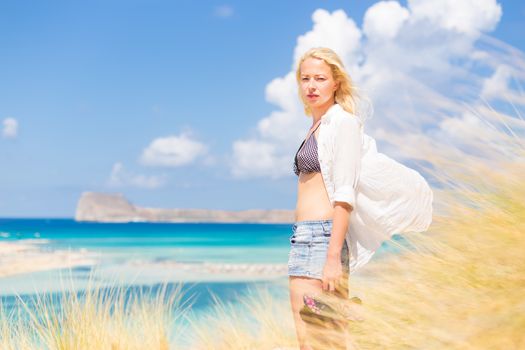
[{"x1": 75, "y1": 192, "x2": 295, "y2": 223}]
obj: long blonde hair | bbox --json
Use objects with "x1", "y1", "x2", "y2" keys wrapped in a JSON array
[{"x1": 295, "y1": 47, "x2": 358, "y2": 117}]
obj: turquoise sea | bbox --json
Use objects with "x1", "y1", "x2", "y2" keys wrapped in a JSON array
[
  {"x1": 0, "y1": 218, "x2": 404, "y2": 345},
  {"x1": 0, "y1": 218, "x2": 292, "y2": 263},
  {"x1": 0, "y1": 218, "x2": 293, "y2": 303}
]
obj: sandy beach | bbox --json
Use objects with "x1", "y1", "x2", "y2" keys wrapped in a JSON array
[{"x1": 0, "y1": 240, "x2": 99, "y2": 278}]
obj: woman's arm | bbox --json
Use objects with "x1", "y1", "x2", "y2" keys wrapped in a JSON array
[
  {"x1": 322, "y1": 116, "x2": 362, "y2": 292},
  {"x1": 328, "y1": 202, "x2": 352, "y2": 258},
  {"x1": 322, "y1": 202, "x2": 352, "y2": 291}
]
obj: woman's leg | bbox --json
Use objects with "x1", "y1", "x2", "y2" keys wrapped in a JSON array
[
  {"x1": 289, "y1": 276, "x2": 323, "y2": 350},
  {"x1": 288, "y1": 222, "x2": 352, "y2": 349},
  {"x1": 289, "y1": 274, "x2": 352, "y2": 350}
]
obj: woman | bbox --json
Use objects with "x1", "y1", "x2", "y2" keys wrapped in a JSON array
[
  {"x1": 289, "y1": 47, "x2": 362, "y2": 349},
  {"x1": 288, "y1": 47, "x2": 433, "y2": 349}
]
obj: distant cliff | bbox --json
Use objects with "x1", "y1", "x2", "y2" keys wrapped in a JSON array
[{"x1": 75, "y1": 192, "x2": 295, "y2": 223}]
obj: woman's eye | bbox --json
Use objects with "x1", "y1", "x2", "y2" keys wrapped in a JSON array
[{"x1": 316, "y1": 77, "x2": 326, "y2": 81}]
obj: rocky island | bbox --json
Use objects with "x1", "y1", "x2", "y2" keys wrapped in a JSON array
[{"x1": 75, "y1": 192, "x2": 295, "y2": 223}]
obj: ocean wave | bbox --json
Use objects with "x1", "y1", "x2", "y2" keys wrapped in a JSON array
[
  {"x1": 129, "y1": 259, "x2": 287, "y2": 276},
  {"x1": 16, "y1": 238, "x2": 52, "y2": 245}
]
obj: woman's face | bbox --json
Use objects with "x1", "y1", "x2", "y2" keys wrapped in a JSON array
[{"x1": 299, "y1": 57, "x2": 339, "y2": 112}]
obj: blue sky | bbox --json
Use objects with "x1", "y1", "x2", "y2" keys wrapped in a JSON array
[{"x1": 1, "y1": 0, "x2": 524, "y2": 218}]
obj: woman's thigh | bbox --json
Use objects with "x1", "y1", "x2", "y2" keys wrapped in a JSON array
[
  {"x1": 289, "y1": 276, "x2": 323, "y2": 311},
  {"x1": 289, "y1": 276, "x2": 323, "y2": 348}
]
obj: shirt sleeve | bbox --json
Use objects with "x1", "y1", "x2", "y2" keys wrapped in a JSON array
[{"x1": 332, "y1": 116, "x2": 362, "y2": 209}]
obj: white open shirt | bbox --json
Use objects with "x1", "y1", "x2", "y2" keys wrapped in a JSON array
[{"x1": 316, "y1": 103, "x2": 433, "y2": 274}]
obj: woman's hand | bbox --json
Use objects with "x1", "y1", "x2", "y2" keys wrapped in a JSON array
[
  {"x1": 323, "y1": 202, "x2": 351, "y2": 293},
  {"x1": 322, "y1": 254, "x2": 343, "y2": 292}
]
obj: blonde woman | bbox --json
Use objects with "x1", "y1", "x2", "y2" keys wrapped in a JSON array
[{"x1": 288, "y1": 47, "x2": 433, "y2": 349}]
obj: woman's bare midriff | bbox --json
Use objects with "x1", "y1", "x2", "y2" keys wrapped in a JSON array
[
  {"x1": 294, "y1": 128, "x2": 334, "y2": 222},
  {"x1": 295, "y1": 171, "x2": 334, "y2": 222}
]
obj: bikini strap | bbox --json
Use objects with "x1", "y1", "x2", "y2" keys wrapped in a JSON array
[{"x1": 306, "y1": 120, "x2": 322, "y2": 141}]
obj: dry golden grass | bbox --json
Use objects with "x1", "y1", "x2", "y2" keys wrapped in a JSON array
[
  {"x1": 186, "y1": 287, "x2": 298, "y2": 349},
  {"x1": 0, "y1": 271, "x2": 186, "y2": 350},
  {"x1": 345, "y1": 160, "x2": 525, "y2": 349}
]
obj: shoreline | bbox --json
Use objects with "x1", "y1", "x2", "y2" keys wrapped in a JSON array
[{"x1": 0, "y1": 239, "x2": 288, "y2": 296}]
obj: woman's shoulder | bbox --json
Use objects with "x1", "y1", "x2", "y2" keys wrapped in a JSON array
[{"x1": 331, "y1": 107, "x2": 363, "y2": 129}]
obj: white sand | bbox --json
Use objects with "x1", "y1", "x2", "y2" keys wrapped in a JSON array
[{"x1": 0, "y1": 241, "x2": 98, "y2": 278}]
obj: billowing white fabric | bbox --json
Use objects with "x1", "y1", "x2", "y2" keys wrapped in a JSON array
[{"x1": 317, "y1": 103, "x2": 433, "y2": 275}]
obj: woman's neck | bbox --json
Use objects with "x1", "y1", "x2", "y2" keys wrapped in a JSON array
[{"x1": 311, "y1": 100, "x2": 336, "y2": 124}]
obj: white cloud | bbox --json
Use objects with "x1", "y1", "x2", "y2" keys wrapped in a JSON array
[
  {"x1": 107, "y1": 162, "x2": 167, "y2": 189},
  {"x1": 231, "y1": 140, "x2": 292, "y2": 179},
  {"x1": 430, "y1": 108, "x2": 524, "y2": 161},
  {"x1": 229, "y1": 0, "x2": 525, "y2": 178},
  {"x1": 264, "y1": 71, "x2": 300, "y2": 117},
  {"x1": 481, "y1": 65, "x2": 525, "y2": 105},
  {"x1": 482, "y1": 65, "x2": 513, "y2": 99},
  {"x1": 2, "y1": 117, "x2": 18, "y2": 138},
  {"x1": 439, "y1": 111, "x2": 494, "y2": 141},
  {"x1": 139, "y1": 133, "x2": 208, "y2": 167},
  {"x1": 214, "y1": 5, "x2": 234, "y2": 18},
  {"x1": 408, "y1": 0, "x2": 502, "y2": 35},
  {"x1": 363, "y1": 1, "x2": 410, "y2": 40},
  {"x1": 293, "y1": 9, "x2": 362, "y2": 72}
]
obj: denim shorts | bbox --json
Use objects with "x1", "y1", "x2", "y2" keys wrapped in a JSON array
[{"x1": 287, "y1": 219, "x2": 350, "y2": 280}]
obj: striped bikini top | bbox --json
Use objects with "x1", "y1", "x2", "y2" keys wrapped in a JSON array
[{"x1": 293, "y1": 122, "x2": 322, "y2": 176}]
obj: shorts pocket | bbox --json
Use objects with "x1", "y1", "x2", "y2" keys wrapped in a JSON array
[
  {"x1": 312, "y1": 223, "x2": 332, "y2": 243},
  {"x1": 290, "y1": 225, "x2": 311, "y2": 245}
]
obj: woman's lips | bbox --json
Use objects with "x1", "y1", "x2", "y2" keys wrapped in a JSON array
[{"x1": 307, "y1": 94, "x2": 319, "y2": 99}]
